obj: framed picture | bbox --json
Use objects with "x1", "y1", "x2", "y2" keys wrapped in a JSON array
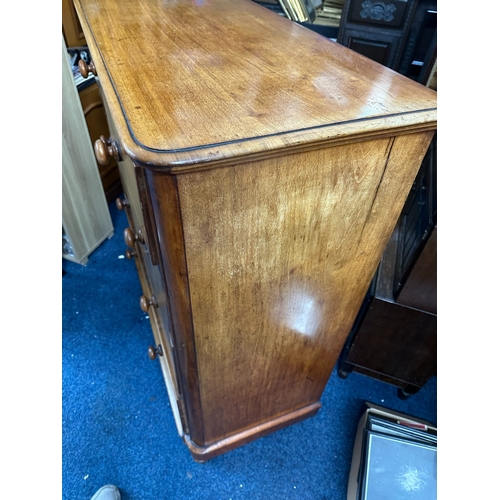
[{"x1": 360, "y1": 431, "x2": 437, "y2": 500}]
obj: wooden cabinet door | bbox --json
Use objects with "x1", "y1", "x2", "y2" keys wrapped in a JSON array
[{"x1": 337, "y1": 0, "x2": 418, "y2": 69}]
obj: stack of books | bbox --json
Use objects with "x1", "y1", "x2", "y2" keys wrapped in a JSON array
[
  {"x1": 314, "y1": 0, "x2": 344, "y2": 27},
  {"x1": 348, "y1": 402, "x2": 437, "y2": 500},
  {"x1": 277, "y1": 0, "x2": 321, "y2": 23}
]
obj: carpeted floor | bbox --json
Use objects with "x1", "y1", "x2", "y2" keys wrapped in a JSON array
[{"x1": 62, "y1": 199, "x2": 437, "y2": 500}]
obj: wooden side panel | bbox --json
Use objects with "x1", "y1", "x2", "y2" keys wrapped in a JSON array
[{"x1": 176, "y1": 132, "x2": 434, "y2": 444}]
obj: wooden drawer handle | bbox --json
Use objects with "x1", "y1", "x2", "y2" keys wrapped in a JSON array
[
  {"x1": 78, "y1": 59, "x2": 97, "y2": 78},
  {"x1": 148, "y1": 344, "x2": 163, "y2": 360},
  {"x1": 116, "y1": 197, "x2": 130, "y2": 211},
  {"x1": 94, "y1": 135, "x2": 122, "y2": 166},
  {"x1": 125, "y1": 249, "x2": 136, "y2": 260},
  {"x1": 124, "y1": 227, "x2": 145, "y2": 247},
  {"x1": 140, "y1": 294, "x2": 158, "y2": 312}
]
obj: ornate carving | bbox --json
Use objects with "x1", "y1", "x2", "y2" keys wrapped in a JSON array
[{"x1": 360, "y1": 1, "x2": 397, "y2": 22}]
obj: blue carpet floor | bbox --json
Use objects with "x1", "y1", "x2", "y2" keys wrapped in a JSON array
[{"x1": 62, "y1": 200, "x2": 437, "y2": 500}]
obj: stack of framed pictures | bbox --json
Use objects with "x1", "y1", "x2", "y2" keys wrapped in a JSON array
[{"x1": 347, "y1": 402, "x2": 437, "y2": 500}]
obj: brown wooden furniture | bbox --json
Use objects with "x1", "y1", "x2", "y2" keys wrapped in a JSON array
[
  {"x1": 73, "y1": 0, "x2": 436, "y2": 461},
  {"x1": 338, "y1": 229, "x2": 437, "y2": 397},
  {"x1": 338, "y1": 135, "x2": 437, "y2": 397}
]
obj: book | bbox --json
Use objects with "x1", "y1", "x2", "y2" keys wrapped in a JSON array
[
  {"x1": 278, "y1": 0, "x2": 295, "y2": 20},
  {"x1": 278, "y1": 0, "x2": 318, "y2": 22},
  {"x1": 347, "y1": 402, "x2": 437, "y2": 500}
]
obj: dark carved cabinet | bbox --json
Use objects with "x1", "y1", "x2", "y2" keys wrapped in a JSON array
[
  {"x1": 337, "y1": 0, "x2": 419, "y2": 68},
  {"x1": 335, "y1": 0, "x2": 437, "y2": 395},
  {"x1": 337, "y1": 0, "x2": 436, "y2": 83}
]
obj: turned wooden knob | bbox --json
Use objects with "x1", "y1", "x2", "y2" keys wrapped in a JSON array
[
  {"x1": 94, "y1": 135, "x2": 122, "y2": 166},
  {"x1": 124, "y1": 227, "x2": 145, "y2": 247},
  {"x1": 125, "y1": 249, "x2": 136, "y2": 260},
  {"x1": 148, "y1": 344, "x2": 163, "y2": 360},
  {"x1": 140, "y1": 294, "x2": 157, "y2": 312},
  {"x1": 78, "y1": 59, "x2": 97, "y2": 78},
  {"x1": 116, "y1": 197, "x2": 129, "y2": 211}
]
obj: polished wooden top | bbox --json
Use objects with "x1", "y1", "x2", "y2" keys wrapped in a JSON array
[{"x1": 74, "y1": 0, "x2": 437, "y2": 168}]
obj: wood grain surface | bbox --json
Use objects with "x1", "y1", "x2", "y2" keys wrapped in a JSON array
[
  {"x1": 72, "y1": 0, "x2": 438, "y2": 460},
  {"x1": 149, "y1": 131, "x2": 433, "y2": 446},
  {"x1": 74, "y1": 0, "x2": 436, "y2": 168}
]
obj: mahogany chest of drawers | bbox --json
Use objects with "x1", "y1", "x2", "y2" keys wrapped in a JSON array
[{"x1": 73, "y1": 0, "x2": 437, "y2": 461}]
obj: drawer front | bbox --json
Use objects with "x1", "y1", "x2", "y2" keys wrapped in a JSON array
[
  {"x1": 138, "y1": 241, "x2": 181, "y2": 398},
  {"x1": 118, "y1": 154, "x2": 145, "y2": 234},
  {"x1": 148, "y1": 305, "x2": 186, "y2": 436},
  {"x1": 136, "y1": 238, "x2": 186, "y2": 434},
  {"x1": 122, "y1": 201, "x2": 186, "y2": 435},
  {"x1": 118, "y1": 177, "x2": 182, "y2": 400}
]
